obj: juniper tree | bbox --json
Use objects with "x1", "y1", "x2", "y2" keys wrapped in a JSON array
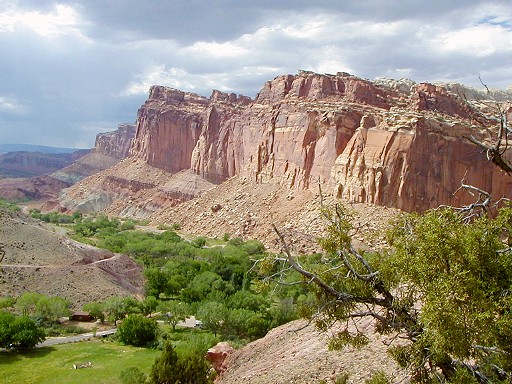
[{"x1": 261, "y1": 203, "x2": 512, "y2": 383}]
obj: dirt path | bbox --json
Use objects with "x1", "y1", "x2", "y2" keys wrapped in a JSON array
[{"x1": 0, "y1": 254, "x2": 120, "y2": 268}]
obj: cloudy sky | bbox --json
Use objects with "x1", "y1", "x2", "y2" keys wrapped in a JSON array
[{"x1": 0, "y1": 0, "x2": 511, "y2": 148}]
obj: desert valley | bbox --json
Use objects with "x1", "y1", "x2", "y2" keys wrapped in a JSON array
[{"x1": 1, "y1": 69, "x2": 512, "y2": 384}]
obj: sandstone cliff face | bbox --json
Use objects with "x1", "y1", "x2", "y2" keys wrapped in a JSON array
[
  {"x1": 126, "y1": 71, "x2": 511, "y2": 212},
  {"x1": 95, "y1": 123, "x2": 136, "y2": 159},
  {"x1": 62, "y1": 71, "x2": 512, "y2": 215},
  {"x1": 51, "y1": 123, "x2": 136, "y2": 185}
]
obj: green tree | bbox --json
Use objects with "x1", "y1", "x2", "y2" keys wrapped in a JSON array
[
  {"x1": 37, "y1": 296, "x2": 71, "y2": 324},
  {"x1": 149, "y1": 341, "x2": 181, "y2": 384},
  {"x1": 143, "y1": 296, "x2": 159, "y2": 317},
  {"x1": 180, "y1": 271, "x2": 231, "y2": 303},
  {"x1": 225, "y1": 308, "x2": 269, "y2": 339},
  {"x1": 264, "y1": 204, "x2": 512, "y2": 383},
  {"x1": 0, "y1": 311, "x2": 45, "y2": 350},
  {"x1": 149, "y1": 341, "x2": 213, "y2": 384},
  {"x1": 123, "y1": 296, "x2": 143, "y2": 314},
  {"x1": 117, "y1": 314, "x2": 158, "y2": 347},
  {"x1": 158, "y1": 300, "x2": 190, "y2": 332},
  {"x1": 82, "y1": 301, "x2": 105, "y2": 322},
  {"x1": 15, "y1": 292, "x2": 43, "y2": 317},
  {"x1": 10, "y1": 315, "x2": 46, "y2": 350},
  {"x1": 15, "y1": 293, "x2": 70, "y2": 324},
  {"x1": 104, "y1": 296, "x2": 128, "y2": 325},
  {"x1": 191, "y1": 236, "x2": 207, "y2": 248},
  {"x1": 0, "y1": 296, "x2": 15, "y2": 309},
  {"x1": 179, "y1": 353, "x2": 213, "y2": 384},
  {"x1": 144, "y1": 267, "x2": 169, "y2": 298},
  {"x1": 226, "y1": 290, "x2": 269, "y2": 312},
  {"x1": 196, "y1": 302, "x2": 227, "y2": 337},
  {"x1": 0, "y1": 311, "x2": 15, "y2": 347}
]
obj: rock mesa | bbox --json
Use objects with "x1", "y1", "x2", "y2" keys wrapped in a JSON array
[{"x1": 62, "y1": 71, "x2": 512, "y2": 215}]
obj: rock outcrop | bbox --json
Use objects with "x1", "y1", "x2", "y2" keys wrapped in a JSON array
[
  {"x1": 206, "y1": 342, "x2": 234, "y2": 376},
  {"x1": 95, "y1": 123, "x2": 136, "y2": 159},
  {"x1": 215, "y1": 319, "x2": 407, "y2": 384},
  {"x1": 61, "y1": 71, "x2": 512, "y2": 215},
  {"x1": 52, "y1": 123, "x2": 136, "y2": 184}
]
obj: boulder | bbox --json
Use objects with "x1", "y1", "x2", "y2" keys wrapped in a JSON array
[{"x1": 206, "y1": 342, "x2": 234, "y2": 376}]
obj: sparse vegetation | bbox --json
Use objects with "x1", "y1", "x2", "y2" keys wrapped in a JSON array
[
  {"x1": 0, "y1": 198, "x2": 21, "y2": 212},
  {"x1": 365, "y1": 371, "x2": 389, "y2": 384}
]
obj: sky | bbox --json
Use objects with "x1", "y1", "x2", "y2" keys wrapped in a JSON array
[{"x1": 0, "y1": 1, "x2": 511, "y2": 148}]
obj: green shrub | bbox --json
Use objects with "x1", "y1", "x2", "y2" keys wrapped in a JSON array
[
  {"x1": 120, "y1": 366, "x2": 146, "y2": 384},
  {"x1": 149, "y1": 341, "x2": 213, "y2": 384},
  {"x1": 365, "y1": 371, "x2": 389, "y2": 384},
  {"x1": 117, "y1": 314, "x2": 158, "y2": 348},
  {"x1": 335, "y1": 373, "x2": 350, "y2": 384},
  {"x1": 0, "y1": 198, "x2": 21, "y2": 212}
]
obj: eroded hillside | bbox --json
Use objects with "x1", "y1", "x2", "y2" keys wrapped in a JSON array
[
  {"x1": 0, "y1": 207, "x2": 143, "y2": 306},
  {"x1": 217, "y1": 319, "x2": 409, "y2": 384}
]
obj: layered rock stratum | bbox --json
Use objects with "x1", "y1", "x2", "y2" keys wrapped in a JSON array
[
  {"x1": 60, "y1": 71, "x2": 512, "y2": 222},
  {"x1": 0, "y1": 124, "x2": 135, "y2": 205}
]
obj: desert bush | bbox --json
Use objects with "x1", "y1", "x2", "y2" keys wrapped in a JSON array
[
  {"x1": 120, "y1": 366, "x2": 146, "y2": 384},
  {"x1": 365, "y1": 371, "x2": 389, "y2": 384}
]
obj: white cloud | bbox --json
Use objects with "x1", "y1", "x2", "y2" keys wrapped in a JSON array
[
  {"x1": 0, "y1": 96, "x2": 26, "y2": 114},
  {"x1": 124, "y1": 66, "x2": 197, "y2": 96},
  {"x1": 433, "y1": 24, "x2": 512, "y2": 57},
  {"x1": 1, "y1": 1, "x2": 512, "y2": 147},
  {"x1": 0, "y1": 3, "x2": 89, "y2": 39},
  {"x1": 185, "y1": 41, "x2": 249, "y2": 59}
]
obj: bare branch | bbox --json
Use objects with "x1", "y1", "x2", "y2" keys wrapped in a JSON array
[{"x1": 272, "y1": 223, "x2": 355, "y2": 302}]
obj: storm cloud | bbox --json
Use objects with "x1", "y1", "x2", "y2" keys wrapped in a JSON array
[{"x1": 0, "y1": 0, "x2": 511, "y2": 147}]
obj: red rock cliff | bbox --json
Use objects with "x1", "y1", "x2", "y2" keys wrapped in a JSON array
[
  {"x1": 115, "y1": 72, "x2": 512, "y2": 212},
  {"x1": 95, "y1": 123, "x2": 136, "y2": 159}
]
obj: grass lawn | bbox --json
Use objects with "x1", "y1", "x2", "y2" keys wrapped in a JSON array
[{"x1": 1, "y1": 339, "x2": 160, "y2": 384}]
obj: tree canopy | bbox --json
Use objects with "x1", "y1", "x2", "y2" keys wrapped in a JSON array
[
  {"x1": 262, "y1": 203, "x2": 512, "y2": 383},
  {"x1": 117, "y1": 314, "x2": 158, "y2": 348},
  {"x1": 0, "y1": 310, "x2": 45, "y2": 350}
]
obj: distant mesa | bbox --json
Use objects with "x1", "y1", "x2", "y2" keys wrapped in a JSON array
[
  {"x1": 0, "y1": 124, "x2": 136, "y2": 203},
  {"x1": 0, "y1": 143, "x2": 83, "y2": 155}
]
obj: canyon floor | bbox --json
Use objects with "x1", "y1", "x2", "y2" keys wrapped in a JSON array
[{"x1": 0, "y1": 173, "x2": 408, "y2": 383}]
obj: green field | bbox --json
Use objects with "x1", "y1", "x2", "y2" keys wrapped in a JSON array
[{"x1": 1, "y1": 340, "x2": 160, "y2": 384}]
